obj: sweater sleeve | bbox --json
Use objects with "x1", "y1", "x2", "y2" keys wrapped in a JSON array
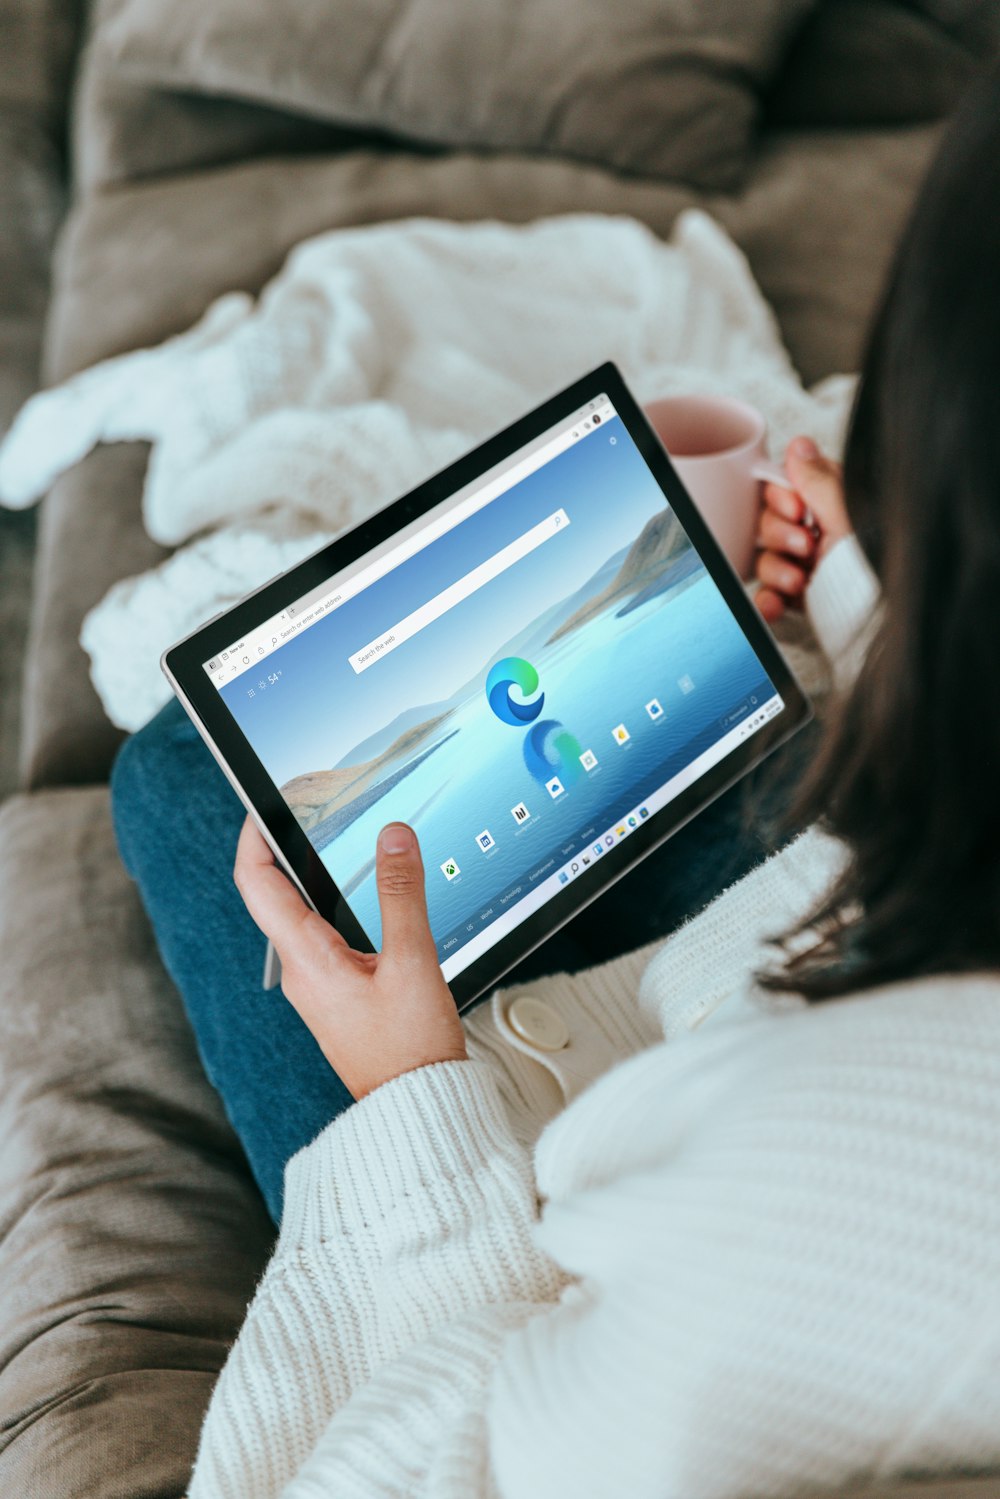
[
  {"x1": 188, "y1": 1058, "x2": 566, "y2": 1499},
  {"x1": 804, "y1": 533, "x2": 880, "y2": 688}
]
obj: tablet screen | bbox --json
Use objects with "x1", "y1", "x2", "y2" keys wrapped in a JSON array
[{"x1": 201, "y1": 393, "x2": 783, "y2": 981}]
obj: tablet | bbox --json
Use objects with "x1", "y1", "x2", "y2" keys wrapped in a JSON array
[{"x1": 163, "y1": 362, "x2": 810, "y2": 1012}]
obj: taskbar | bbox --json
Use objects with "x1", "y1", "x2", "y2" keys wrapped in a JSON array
[{"x1": 438, "y1": 692, "x2": 783, "y2": 984}]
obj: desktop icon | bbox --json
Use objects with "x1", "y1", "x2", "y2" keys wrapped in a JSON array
[
  {"x1": 579, "y1": 748, "x2": 598, "y2": 772},
  {"x1": 678, "y1": 674, "x2": 695, "y2": 694},
  {"x1": 639, "y1": 806, "x2": 649, "y2": 819},
  {"x1": 612, "y1": 723, "x2": 630, "y2": 745},
  {"x1": 440, "y1": 858, "x2": 460, "y2": 881},
  {"x1": 545, "y1": 776, "x2": 565, "y2": 799},
  {"x1": 486, "y1": 657, "x2": 544, "y2": 726},
  {"x1": 645, "y1": 698, "x2": 663, "y2": 720},
  {"x1": 476, "y1": 829, "x2": 495, "y2": 852},
  {"x1": 511, "y1": 801, "x2": 530, "y2": 825}
]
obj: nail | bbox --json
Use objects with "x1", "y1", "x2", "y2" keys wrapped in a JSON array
[
  {"x1": 791, "y1": 436, "x2": 819, "y2": 460},
  {"x1": 379, "y1": 823, "x2": 414, "y2": 855}
]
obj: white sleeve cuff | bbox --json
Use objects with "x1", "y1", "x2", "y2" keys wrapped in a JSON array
[
  {"x1": 278, "y1": 1058, "x2": 528, "y2": 1252},
  {"x1": 805, "y1": 534, "x2": 880, "y2": 687}
]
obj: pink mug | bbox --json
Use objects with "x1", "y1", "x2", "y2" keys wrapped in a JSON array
[{"x1": 644, "y1": 395, "x2": 792, "y2": 580}]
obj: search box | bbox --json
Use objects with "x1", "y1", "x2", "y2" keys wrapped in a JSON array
[{"x1": 349, "y1": 508, "x2": 570, "y2": 674}]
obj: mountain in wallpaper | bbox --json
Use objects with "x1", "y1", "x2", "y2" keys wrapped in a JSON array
[{"x1": 546, "y1": 507, "x2": 693, "y2": 642}]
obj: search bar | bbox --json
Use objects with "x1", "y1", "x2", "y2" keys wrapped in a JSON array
[{"x1": 349, "y1": 508, "x2": 570, "y2": 675}]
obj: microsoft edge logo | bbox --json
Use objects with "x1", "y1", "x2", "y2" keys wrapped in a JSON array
[
  {"x1": 486, "y1": 657, "x2": 544, "y2": 726},
  {"x1": 486, "y1": 655, "x2": 583, "y2": 786}
]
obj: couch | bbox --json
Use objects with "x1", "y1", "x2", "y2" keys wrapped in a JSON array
[{"x1": 1, "y1": 1, "x2": 998, "y2": 1494}]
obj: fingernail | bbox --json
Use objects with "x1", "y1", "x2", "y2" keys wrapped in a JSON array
[
  {"x1": 791, "y1": 436, "x2": 819, "y2": 460},
  {"x1": 379, "y1": 823, "x2": 414, "y2": 855}
]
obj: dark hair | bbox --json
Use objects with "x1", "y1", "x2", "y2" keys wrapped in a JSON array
[{"x1": 762, "y1": 64, "x2": 1000, "y2": 1002}]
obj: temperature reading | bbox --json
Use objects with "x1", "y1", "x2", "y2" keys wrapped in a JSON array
[{"x1": 267, "y1": 670, "x2": 282, "y2": 686}]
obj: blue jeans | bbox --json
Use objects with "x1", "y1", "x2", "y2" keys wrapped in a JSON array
[{"x1": 111, "y1": 698, "x2": 813, "y2": 1223}]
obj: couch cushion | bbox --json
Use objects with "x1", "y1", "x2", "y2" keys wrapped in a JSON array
[
  {"x1": 79, "y1": 0, "x2": 816, "y2": 193},
  {"x1": 70, "y1": 3, "x2": 397, "y2": 194},
  {"x1": 0, "y1": 788, "x2": 274, "y2": 1498},
  {"x1": 24, "y1": 124, "x2": 938, "y2": 790},
  {"x1": 765, "y1": 0, "x2": 990, "y2": 127},
  {"x1": 839, "y1": 1483, "x2": 1000, "y2": 1499}
]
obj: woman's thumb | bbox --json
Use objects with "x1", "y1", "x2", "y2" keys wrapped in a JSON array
[
  {"x1": 785, "y1": 437, "x2": 845, "y2": 531},
  {"x1": 375, "y1": 823, "x2": 436, "y2": 959}
]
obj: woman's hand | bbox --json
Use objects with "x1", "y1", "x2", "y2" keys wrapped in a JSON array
[
  {"x1": 234, "y1": 818, "x2": 467, "y2": 1099},
  {"x1": 755, "y1": 436, "x2": 852, "y2": 624}
]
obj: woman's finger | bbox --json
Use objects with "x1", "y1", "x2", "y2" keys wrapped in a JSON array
[
  {"x1": 374, "y1": 823, "x2": 439, "y2": 965},
  {"x1": 762, "y1": 482, "x2": 806, "y2": 524},
  {"x1": 755, "y1": 586, "x2": 786, "y2": 623},
  {"x1": 758, "y1": 508, "x2": 816, "y2": 559},
  {"x1": 234, "y1": 815, "x2": 315, "y2": 950},
  {"x1": 784, "y1": 439, "x2": 850, "y2": 540},
  {"x1": 757, "y1": 550, "x2": 808, "y2": 596}
]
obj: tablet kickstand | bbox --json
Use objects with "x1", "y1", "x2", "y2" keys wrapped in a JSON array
[{"x1": 262, "y1": 939, "x2": 282, "y2": 991}]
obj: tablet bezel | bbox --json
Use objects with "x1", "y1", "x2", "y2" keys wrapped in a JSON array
[{"x1": 163, "y1": 362, "x2": 812, "y2": 1011}]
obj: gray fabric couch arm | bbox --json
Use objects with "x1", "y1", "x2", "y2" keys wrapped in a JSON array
[{"x1": 0, "y1": 0, "x2": 84, "y2": 435}]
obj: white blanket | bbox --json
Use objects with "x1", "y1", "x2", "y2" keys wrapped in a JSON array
[{"x1": 0, "y1": 210, "x2": 853, "y2": 731}]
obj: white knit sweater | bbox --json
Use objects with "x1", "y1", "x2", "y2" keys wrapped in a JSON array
[{"x1": 190, "y1": 539, "x2": 1000, "y2": 1499}]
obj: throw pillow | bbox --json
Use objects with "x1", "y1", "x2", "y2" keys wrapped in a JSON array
[{"x1": 93, "y1": 0, "x2": 816, "y2": 190}]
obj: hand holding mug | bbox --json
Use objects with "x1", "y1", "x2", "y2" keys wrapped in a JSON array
[
  {"x1": 643, "y1": 395, "x2": 852, "y2": 625},
  {"x1": 755, "y1": 437, "x2": 852, "y2": 624}
]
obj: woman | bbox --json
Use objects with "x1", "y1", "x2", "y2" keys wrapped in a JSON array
[{"x1": 112, "y1": 69, "x2": 1000, "y2": 1499}]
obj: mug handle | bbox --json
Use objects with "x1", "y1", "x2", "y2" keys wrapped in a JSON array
[{"x1": 751, "y1": 459, "x2": 815, "y2": 530}]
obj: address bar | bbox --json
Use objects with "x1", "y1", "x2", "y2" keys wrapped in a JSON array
[{"x1": 348, "y1": 508, "x2": 570, "y2": 675}]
